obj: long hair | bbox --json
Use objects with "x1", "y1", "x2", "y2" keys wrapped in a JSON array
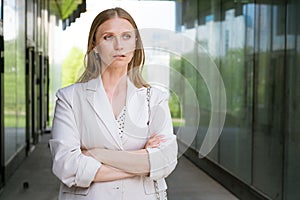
[{"x1": 77, "y1": 7, "x2": 148, "y2": 88}]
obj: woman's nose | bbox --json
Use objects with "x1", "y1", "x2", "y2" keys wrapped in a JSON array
[{"x1": 113, "y1": 36, "x2": 123, "y2": 50}]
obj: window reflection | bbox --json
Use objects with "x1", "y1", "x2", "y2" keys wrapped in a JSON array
[
  {"x1": 3, "y1": 0, "x2": 26, "y2": 163},
  {"x1": 285, "y1": 1, "x2": 300, "y2": 199},
  {"x1": 179, "y1": 0, "x2": 300, "y2": 199}
]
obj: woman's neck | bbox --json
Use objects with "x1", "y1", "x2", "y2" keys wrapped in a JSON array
[{"x1": 101, "y1": 67, "x2": 127, "y2": 104}]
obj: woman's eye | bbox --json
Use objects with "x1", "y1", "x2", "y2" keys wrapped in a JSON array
[
  {"x1": 104, "y1": 35, "x2": 113, "y2": 40},
  {"x1": 122, "y1": 33, "x2": 131, "y2": 40}
]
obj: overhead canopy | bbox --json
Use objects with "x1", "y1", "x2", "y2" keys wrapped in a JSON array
[{"x1": 50, "y1": 0, "x2": 86, "y2": 30}]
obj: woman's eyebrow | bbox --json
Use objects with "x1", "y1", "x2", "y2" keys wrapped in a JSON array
[
  {"x1": 122, "y1": 30, "x2": 135, "y2": 34},
  {"x1": 100, "y1": 30, "x2": 135, "y2": 36},
  {"x1": 100, "y1": 31, "x2": 114, "y2": 36}
]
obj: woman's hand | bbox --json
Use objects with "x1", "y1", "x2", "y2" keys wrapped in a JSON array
[
  {"x1": 93, "y1": 164, "x2": 136, "y2": 182},
  {"x1": 80, "y1": 134, "x2": 165, "y2": 176},
  {"x1": 144, "y1": 133, "x2": 165, "y2": 148},
  {"x1": 81, "y1": 148, "x2": 150, "y2": 175},
  {"x1": 82, "y1": 149, "x2": 93, "y2": 157}
]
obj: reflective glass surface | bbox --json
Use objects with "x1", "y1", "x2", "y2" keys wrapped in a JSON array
[
  {"x1": 179, "y1": 0, "x2": 300, "y2": 199},
  {"x1": 284, "y1": 1, "x2": 300, "y2": 199},
  {"x1": 180, "y1": 1, "x2": 253, "y2": 183},
  {"x1": 252, "y1": 3, "x2": 284, "y2": 198},
  {"x1": 3, "y1": 0, "x2": 26, "y2": 163}
]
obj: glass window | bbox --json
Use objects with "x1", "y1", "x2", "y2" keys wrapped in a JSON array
[
  {"x1": 4, "y1": 0, "x2": 18, "y2": 163},
  {"x1": 16, "y1": 0, "x2": 26, "y2": 152},
  {"x1": 218, "y1": 6, "x2": 252, "y2": 183},
  {"x1": 4, "y1": 0, "x2": 26, "y2": 163},
  {"x1": 284, "y1": 1, "x2": 300, "y2": 199},
  {"x1": 26, "y1": 0, "x2": 35, "y2": 42},
  {"x1": 252, "y1": 3, "x2": 284, "y2": 199}
]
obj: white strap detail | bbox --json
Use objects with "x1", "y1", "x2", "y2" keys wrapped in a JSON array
[{"x1": 146, "y1": 86, "x2": 167, "y2": 200}]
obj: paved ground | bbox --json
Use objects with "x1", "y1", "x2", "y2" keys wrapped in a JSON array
[{"x1": 0, "y1": 134, "x2": 238, "y2": 200}]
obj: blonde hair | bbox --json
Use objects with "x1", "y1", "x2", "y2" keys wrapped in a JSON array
[{"x1": 77, "y1": 7, "x2": 148, "y2": 88}]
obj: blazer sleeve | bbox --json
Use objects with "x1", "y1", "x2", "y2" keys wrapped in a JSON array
[
  {"x1": 146, "y1": 89, "x2": 178, "y2": 180},
  {"x1": 49, "y1": 87, "x2": 101, "y2": 188}
]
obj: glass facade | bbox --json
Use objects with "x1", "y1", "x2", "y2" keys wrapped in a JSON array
[
  {"x1": 0, "y1": 1, "x2": 299, "y2": 199},
  {"x1": 285, "y1": 1, "x2": 300, "y2": 199},
  {"x1": 177, "y1": 0, "x2": 300, "y2": 199},
  {"x1": 3, "y1": 0, "x2": 26, "y2": 164},
  {"x1": 0, "y1": 0, "x2": 4, "y2": 188},
  {"x1": 0, "y1": 0, "x2": 84, "y2": 188},
  {"x1": 0, "y1": 0, "x2": 56, "y2": 182}
]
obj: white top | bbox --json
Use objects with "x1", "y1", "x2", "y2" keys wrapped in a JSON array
[
  {"x1": 49, "y1": 77, "x2": 178, "y2": 200},
  {"x1": 116, "y1": 106, "x2": 126, "y2": 139}
]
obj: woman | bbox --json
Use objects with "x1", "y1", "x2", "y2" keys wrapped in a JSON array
[{"x1": 49, "y1": 7, "x2": 178, "y2": 200}]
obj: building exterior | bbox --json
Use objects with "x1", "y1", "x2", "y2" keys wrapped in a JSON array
[
  {"x1": 0, "y1": 1, "x2": 299, "y2": 200},
  {"x1": 0, "y1": 0, "x2": 85, "y2": 190},
  {"x1": 176, "y1": 0, "x2": 300, "y2": 199}
]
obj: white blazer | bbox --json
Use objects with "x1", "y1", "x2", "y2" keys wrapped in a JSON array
[{"x1": 49, "y1": 77, "x2": 178, "y2": 200}]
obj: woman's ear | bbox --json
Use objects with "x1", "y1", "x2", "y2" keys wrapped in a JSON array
[
  {"x1": 93, "y1": 46, "x2": 99, "y2": 54},
  {"x1": 93, "y1": 51, "x2": 100, "y2": 61},
  {"x1": 135, "y1": 37, "x2": 138, "y2": 49}
]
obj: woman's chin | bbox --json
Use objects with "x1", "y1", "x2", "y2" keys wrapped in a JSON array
[{"x1": 111, "y1": 59, "x2": 130, "y2": 67}]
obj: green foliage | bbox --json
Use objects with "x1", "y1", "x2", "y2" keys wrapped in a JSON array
[
  {"x1": 169, "y1": 92, "x2": 181, "y2": 119},
  {"x1": 169, "y1": 55, "x2": 184, "y2": 125},
  {"x1": 173, "y1": 52, "x2": 211, "y2": 111},
  {"x1": 61, "y1": 47, "x2": 84, "y2": 87},
  {"x1": 50, "y1": 0, "x2": 83, "y2": 20},
  {"x1": 169, "y1": 47, "x2": 249, "y2": 126},
  {"x1": 220, "y1": 48, "x2": 245, "y2": 118},
  {"x1": 169, "y1": 91, "x2": 185, "y2": 127},
  {"x1": 4, "y1": 39, "x2": 26, "y2": 128}
]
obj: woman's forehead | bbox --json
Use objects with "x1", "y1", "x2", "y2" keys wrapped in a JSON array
[{"x1": 96, "y1": 17, "x2": 135, "y2": 35}]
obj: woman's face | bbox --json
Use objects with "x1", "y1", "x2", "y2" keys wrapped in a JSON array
[{"x1": 94, "y1": 17, "x2": 136, "y2": 69}]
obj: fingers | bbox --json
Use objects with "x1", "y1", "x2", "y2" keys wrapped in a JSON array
[
  {"x1": 81, "y1": 149, "x2": 91, "y2": 156},
  {"x1": 145, "y1": 133, "x2": 166, "y2": 148}
]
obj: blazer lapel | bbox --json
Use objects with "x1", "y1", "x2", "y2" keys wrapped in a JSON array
[
  {"x1": 125, "y1": 77, "x2": 149, "y2": 130},
  {"x1": 86, "y1": 77, "x2": 123, "y2": 150},
  {"x1": 126, "y1": 77, "x2": 140, "y2": 104}
]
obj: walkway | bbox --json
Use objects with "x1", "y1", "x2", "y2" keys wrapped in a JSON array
[{"x1": 0, "y1": 134, "x2": 238, "y2": 200}]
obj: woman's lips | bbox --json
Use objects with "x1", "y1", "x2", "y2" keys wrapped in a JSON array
[{"x1": 113, "y1": 54, "x2": 125, "y2": 58}]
